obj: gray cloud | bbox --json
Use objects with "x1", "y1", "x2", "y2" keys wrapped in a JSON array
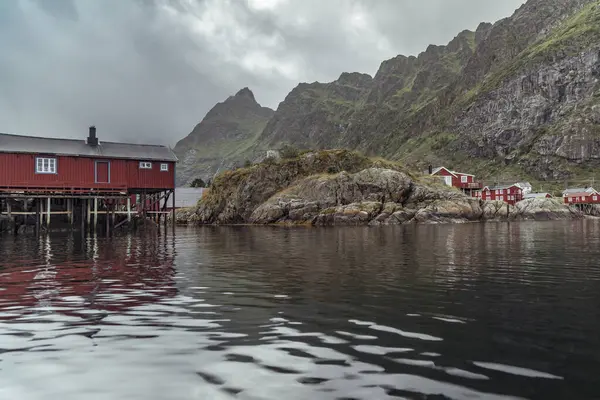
[{"x1": 0, "y1": 0, "x2": 525, "y2": 145}]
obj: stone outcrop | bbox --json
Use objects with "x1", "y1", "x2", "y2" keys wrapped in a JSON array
[
  {"x1": 183, "y1": 150, "x2": 584, "y2": 226},
  {"x1": 509, "y1": 198, "x2": 583, "y2": 220}
]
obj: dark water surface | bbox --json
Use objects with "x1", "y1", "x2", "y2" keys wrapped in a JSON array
[{"x1": 1, "y1": 222, "x2": 600, "y2": 399}]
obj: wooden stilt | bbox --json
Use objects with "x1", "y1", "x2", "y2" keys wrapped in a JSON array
[
  {"x1": 68, "y1": 198, "x2": 73, "y2": 225},
  {"x1": 142, "y1": 192, "x2": 147, "y2": 220},
  {"x1": 127, "y1": 197, "x2": 132, "y2": 223},
  {"x1": 46, "y1": 197, "x2": 51, "y2": 226},
  {"x1": 81, "y1": 199, "x2": 85, "y2": 233},
  {"x1": 105, "y1": 200, "x2": 109, "y2": 235},
  {"x1": 7, "y1": 200, "x2": 14, "y2": 234},
  {"x1": 39, "y1": 199, "x2": 44, "y2": 227},
  {"x1": 172, "y1": 189, "x2": 176, "y2": 233},
  {"x1": 93, "y1": 197, "x2": 98, "y2": 228},
  {"x1": 87, "y1": 198, "x2": 91, "y2": 226},
  {"x1": 163, "y1": 190, "x2": 170, "y2": 228},
  {"x1": 35, "y1": 199, "x2": 40, "y2": 233},
  {"x1": 110, "y1": 203, "x2": 115, "y2": 231}
]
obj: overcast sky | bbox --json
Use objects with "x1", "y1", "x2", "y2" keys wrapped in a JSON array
[{"x1": 0, "y1": 0, "x2": 525, "y2": 145}]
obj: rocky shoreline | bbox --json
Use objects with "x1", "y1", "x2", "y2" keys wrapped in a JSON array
[{"x1": 177, "y1": 150, "x2": 588, "y2": 226}]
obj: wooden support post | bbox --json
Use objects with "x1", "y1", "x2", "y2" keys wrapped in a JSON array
[
  {"x1": 39, "y1": 199, "x2": 44, "y2": 227},
  {"x1": 142, "y1": 192, "x2": 147, "y2": 221},
  {"x1": 156, "y1": 194, "x2": 160, "y2": 225},
  {"x1": 81, "y1": 199, "x2": 85, "y2": 233},
  {"x1": 127, "y1": 197, "x2": 132, "y2": 223},
  {"x1": 105, "y1": 201, "x2": 109, "y2": 235},
  {"x1": 46, "y1": 197, "x2": 51, "y2": 226},
  {"x1": 93, "y1": 197, "x2": 98, "y2": 228},
  {"x1": 68, "y1": 198, "x2": 73, "y2": 225},
  {"x1": 172, "y1": 189, "x2": 176, "y2": 232},
  {"x1": 86, "y1": 199, "x2": 91, "y2": 226},
  {"x1": 35, "y1": 199, "x2": 40, "y2": 233},
  {"x1": 7, "y1": 200, "x2": 13, "y2": 234},
  {"x1": 163, "y1": 191, "x2": 170, "y2": 228},
  {"x1": 111, "y1": 204, "x2": 115, "y2": 231}
]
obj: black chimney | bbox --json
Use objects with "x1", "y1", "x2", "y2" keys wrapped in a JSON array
[
  {"x1": 428, "y1": 164, "x2": 433, "y2": 174},
  {"x1": 87, "y1": 126, "x2": 98, "y2": 146}
]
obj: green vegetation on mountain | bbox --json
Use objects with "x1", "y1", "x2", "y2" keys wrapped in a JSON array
[{"x1": 174, "y1": 0, "x2": 600, "y2": 190}]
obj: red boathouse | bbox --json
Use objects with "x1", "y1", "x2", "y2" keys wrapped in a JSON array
[
  {"x1": 563, "y1": 190, "x2": 600, "y2": 205},
  {"x1": 477, "y1": 184, "x2": 524, "y2": 206},
  {"x1": 0, "y1": 127, "x2": 178, "y2": 231}
]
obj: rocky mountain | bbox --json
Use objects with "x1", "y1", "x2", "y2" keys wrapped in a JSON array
[
  {"x1": 175, "y1": 0, "x2": 600, "y2": 188},
  {"x1": 173, "y1": 88, "x2": 274, "y2": 185}
]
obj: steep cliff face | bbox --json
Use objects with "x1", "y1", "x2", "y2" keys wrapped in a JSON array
[
  {"x1": 402, "y1": 0, "x2": 600, "y2": 182},
  {"x1": 257, "y1": 72, "x2": 373, "y2": 149},
  {"x1": 176, "y1": 0, "x2": 600, "y2": 187},
  {"x1": 173, "y1": 88, "x2": 274, "y2": 185}
]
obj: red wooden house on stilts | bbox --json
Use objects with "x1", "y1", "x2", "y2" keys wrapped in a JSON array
[{"x1": 0, "y1": 126, "x2": 177, "y2": 232}]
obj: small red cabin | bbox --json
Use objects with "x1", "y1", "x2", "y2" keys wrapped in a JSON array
[
  {"x1": 478, "y1": 184, "x2": 524, "y2": 205},
  {"x1": 0, "y1": 127, "x2": 177, "y2": 194},
  {"x1": 430, "y1": 166, "x2": 482, "y2": 196},
  {"x1": 431, "y1": 166, "x2": 482, "y2": 189},
  {"x1": 564, "y1": 191, "x2": 600, "y2": 205}
]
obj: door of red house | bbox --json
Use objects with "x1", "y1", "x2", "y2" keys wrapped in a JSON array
[{"x1": 95, "y1": 161, "x2": 110, "y2": 183}]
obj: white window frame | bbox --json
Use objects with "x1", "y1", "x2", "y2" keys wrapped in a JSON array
[
  {"x1": 36, "y1": 157, "x2": 57, "y2": 174},
  {"x1": 160, "y1": 163, "x2": 169, "y2": 172},
  {"x1": 461, "y1": 175, "x2": 468, "y2": 183},
  {"x1": 139, "y1": 161, "x2": 152, "y2": 169},
  {"x1": 593, "y1": 196, "x2": 598, "y2": 201}
]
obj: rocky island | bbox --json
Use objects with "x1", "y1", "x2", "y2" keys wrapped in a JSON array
[{"x1": 176, "y1": 150, "x2": 584, "y2": 226}]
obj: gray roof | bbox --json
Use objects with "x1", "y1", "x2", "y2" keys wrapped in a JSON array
[
  {"x1": 524, "y1": 192, "x2": 551, "y2": 198},
  {"x1": 485, "y1": 184, "x2": 520, "y2": 190},
  {"x1": 562, "y1": 187, "x2": 595, "y2": 195},
  {"x1": 0, "y1": 132, "x2": 178, "y2": 162}
]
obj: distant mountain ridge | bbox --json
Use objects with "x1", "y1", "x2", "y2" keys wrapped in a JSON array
[
  {"x1": 173, "y1": 87, "x2": 274, "y2": 185},
  {"x1": 174, "y1": 0, "x2": 600, "y2": 188}
]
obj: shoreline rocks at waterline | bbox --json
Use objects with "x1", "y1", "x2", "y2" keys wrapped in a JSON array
[{"x1": 177, "y1": 150, "x2": 587, "y2": 226}]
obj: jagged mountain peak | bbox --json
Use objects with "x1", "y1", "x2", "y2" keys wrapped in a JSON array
[
  {"x1": 174, "y1": 0, "x2": 600, "y2": 190},
  {"x1": 335, "y1": 72, "x2": 373, "y2": 87},
  {"x1": 234, "y1": 87, "x2": 256, "y2": 101}
]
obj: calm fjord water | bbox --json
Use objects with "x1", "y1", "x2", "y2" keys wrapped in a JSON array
[{"x1": 1, "y1": 222, "x2": 600, "y2": 400}]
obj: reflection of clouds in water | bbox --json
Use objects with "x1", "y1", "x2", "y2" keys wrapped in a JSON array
[{"x1": 0, "y1": 224, "x2": 598, "y2": 399}]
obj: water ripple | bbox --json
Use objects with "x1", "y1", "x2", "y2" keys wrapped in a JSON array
[{"x1": 0, "y1": 222, "x2": 599, "y2": 399}]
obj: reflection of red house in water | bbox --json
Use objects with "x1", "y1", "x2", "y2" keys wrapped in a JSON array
[{"x1": 0, "y1": 235, "x2": 176, "y2": 318}]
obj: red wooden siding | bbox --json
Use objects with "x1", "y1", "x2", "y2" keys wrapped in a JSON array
[
  {"x1": 479, "y1": 185, "x2": 524, "y2": 205},
  {"x1": 96, "y1": 161, "x2": 110, "y2": 183},
  {"x1": 564, "y1": 193, "x2": 600, "y2": 204},
  {"x1": 0, "y1": 153, "x2": 175, "y2": 190},
  {"x1": 432, "y1": 167, "x2": 481, "y2": 189}
]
